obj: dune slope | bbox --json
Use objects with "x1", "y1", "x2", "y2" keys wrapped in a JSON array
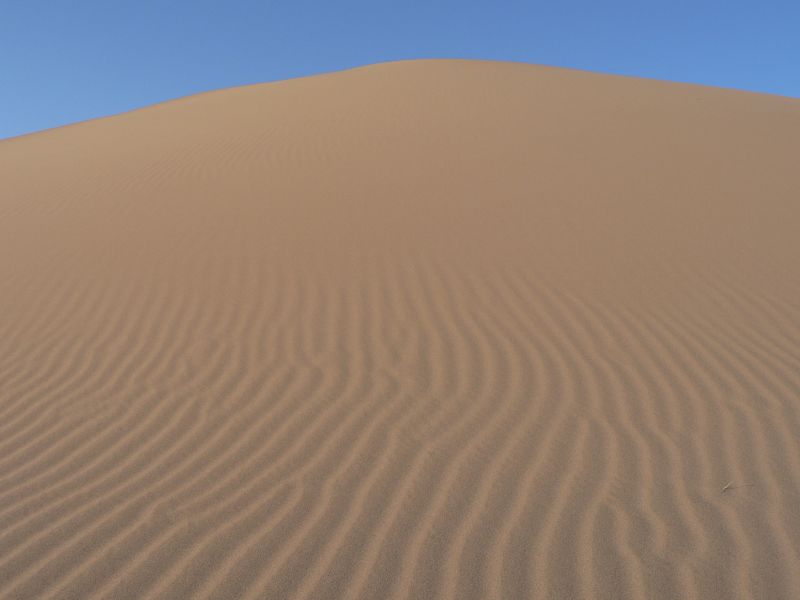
[{"x1": 0, "y1": 60, "x2": 799, "y2": 599}]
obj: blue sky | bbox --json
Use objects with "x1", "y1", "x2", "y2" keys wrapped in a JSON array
[{"x1": 2, "y1": 0, "x2": 798, "y2": 139}]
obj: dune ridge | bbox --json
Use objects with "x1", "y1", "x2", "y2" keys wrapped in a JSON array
[{"x1": 0, "y1": 60, "x2": 799, "y2": 599}]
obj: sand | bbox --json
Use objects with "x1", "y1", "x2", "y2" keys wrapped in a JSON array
[{"x1": 0, "y1": 59, "x2": 798, "y2": 599}]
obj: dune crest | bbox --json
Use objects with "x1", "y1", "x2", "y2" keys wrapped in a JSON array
[{"x1": 1, "y1": 60, "x2": 799, "y2": 599}]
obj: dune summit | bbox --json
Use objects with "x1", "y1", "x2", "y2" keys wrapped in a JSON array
[{"x1": 0, "y1": 60, "x2": 799, "y2": 599}]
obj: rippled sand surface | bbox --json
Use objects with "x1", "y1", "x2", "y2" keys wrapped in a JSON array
[{"x1": 1, "y1": 60, "x2": 799, "y2": 599}]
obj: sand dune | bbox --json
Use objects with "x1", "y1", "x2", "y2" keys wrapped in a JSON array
[{"x1": 0, "y1": 60, "x2": 799, "y2": 599}]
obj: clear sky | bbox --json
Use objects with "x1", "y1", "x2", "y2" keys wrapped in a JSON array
[{"x1": 2, "y1": 0, "x2": 798, "y2": 139}]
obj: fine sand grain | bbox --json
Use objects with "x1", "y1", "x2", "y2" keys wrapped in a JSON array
[{"x1": 0, "y1": 60, "x2": 799, "y2": 599}]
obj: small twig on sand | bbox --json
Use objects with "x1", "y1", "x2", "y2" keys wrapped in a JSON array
[{"x1": 722, "y1": 482, "x2": 755, "y2": 494}]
